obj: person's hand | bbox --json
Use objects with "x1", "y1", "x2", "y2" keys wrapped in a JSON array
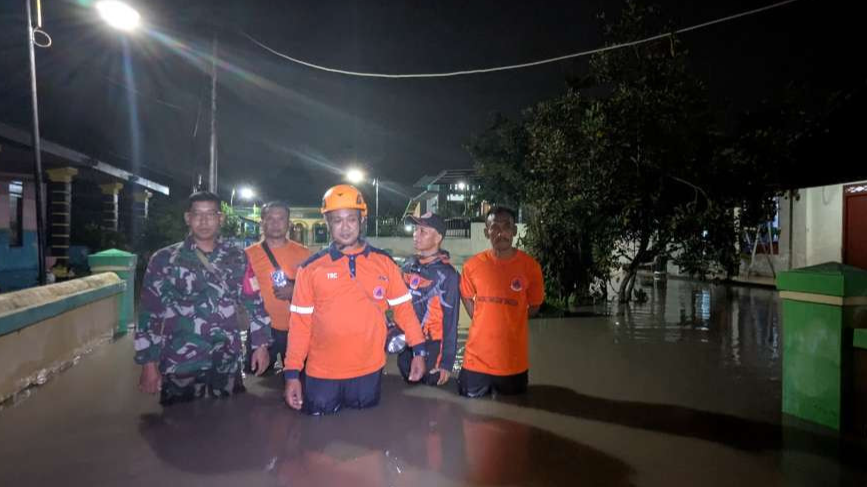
[
  {"x1": 273, "y1": 283, "x2": 294, "y2": 301},
  {"x1": 250, "y1": 346, "x2": 271, "y2": 376},
  {"x1": 284, "y1": 378, "x2": 303, "y2": 410},
  {"x1": 138, "y1": 362, "x2": 161, "y2": 394},
  {"x1": 408, "y1": 355, "x2": 426, "y2": 382},
  {"x1": 428, "y1": 368, "x2": 451, "y2": 386}
]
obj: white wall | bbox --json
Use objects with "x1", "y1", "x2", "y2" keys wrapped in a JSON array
[
  {"x1": 804, "y1": 184, "x2": 844, "y2": 265},
  {"x1": 778, "y1": 180, "x2": 867, "y2": 270},
  {"x1": 779, "y1": 191, "x2": 808, "y2": 269}
]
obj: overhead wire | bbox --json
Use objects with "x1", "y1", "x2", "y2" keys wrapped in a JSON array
[{"x1": 244, "y1": 0, "x2": 802, "y2": 79}]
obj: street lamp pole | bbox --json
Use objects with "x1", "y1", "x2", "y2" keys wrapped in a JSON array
[
  {"x1": 21, "y1": 0, "x2": 139, "y2": 286},
  {"x1": 25, "y1": 0, "x2": 47, "y2": 286},
  {"x1": 208, "y1": 33, "x2": 219, "y2": 193}
]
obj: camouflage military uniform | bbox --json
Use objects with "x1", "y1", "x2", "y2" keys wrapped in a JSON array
[{"x1": 135, "y1": 236, "x2": 272, "y2": 404}]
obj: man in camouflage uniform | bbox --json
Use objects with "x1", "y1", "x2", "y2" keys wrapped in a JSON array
[{"x1": 136, "y1": 191, "x2": 272, "y2": 405}]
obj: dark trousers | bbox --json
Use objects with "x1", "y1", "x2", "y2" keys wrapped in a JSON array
[
  {"x1": 302, "y1": 368, "x2": 383, "y2": 415},
  {"x1": 457, "y1": 368, "x2": 528, "y2": 398},
  {"x1": 269, "y1": 329, "x2": 288, "y2": 369},
  {"x1": 397, "y1": 340, "x2": 442, "y2": 386},
  {"x1": 245, "y1": 328, "x2": 288, "y2": 374}
]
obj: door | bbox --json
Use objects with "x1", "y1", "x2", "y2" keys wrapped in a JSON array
[{"x1": 844, "y1": 184, "x2": 867, "y2": 270}]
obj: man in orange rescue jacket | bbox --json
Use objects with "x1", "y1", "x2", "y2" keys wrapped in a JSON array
[{"x1": 283, "y1": 184, "x2": 427, "y2": 414}]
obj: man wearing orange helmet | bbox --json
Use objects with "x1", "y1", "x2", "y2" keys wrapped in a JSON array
[{"x1": 283, "y1": 184, "x2": 428, "y2": 414}]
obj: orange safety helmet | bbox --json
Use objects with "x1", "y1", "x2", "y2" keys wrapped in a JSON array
[{"x1": 321, "y1": 184, "x2": 368, "y2": 217}]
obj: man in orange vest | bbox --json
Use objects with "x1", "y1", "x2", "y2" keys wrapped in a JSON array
[
  {"x1": 245, "y1": 201, "x2": 311, "y2": 374},
  {"x1": 459, "y1": 206, "x2": 544, "y2": 397},
  {"x1": 283, "y1": 185, "x2": 427, "y2": 414}
]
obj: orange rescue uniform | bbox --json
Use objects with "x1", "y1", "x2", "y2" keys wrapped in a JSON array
[
  {"x1": 245, "y1": 240, "x2": 311, "y2": 331},
  {"x1": 285, "y1": 243, "x2": 425, "y2": 380},
  {"x1": 460, "y1": 249, "x2": 544, "y2": 376}
]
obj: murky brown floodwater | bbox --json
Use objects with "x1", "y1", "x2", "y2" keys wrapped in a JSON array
[{"x1": 1, "y1": 278, "x2": 865, "y2": 486}]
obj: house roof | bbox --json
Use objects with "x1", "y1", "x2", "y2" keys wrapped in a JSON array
[{"x1": 0, "y1": 122, "x2": 169, "y2": 195}]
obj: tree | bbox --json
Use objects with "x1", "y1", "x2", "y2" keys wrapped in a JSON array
[
  {"x1": 136, "y1": 197, "x2": 188, "y2": 257},
  {"x1": 220, "y1": 202, "x2": 244, "y2": 239},
  {"x1": 560, "y1": 1, "x2": 719, "y2": 302},
  {"x1": 465, "y1": 113, "x2": 530, "y2": 209},
  {"x1": 468, "y1": 1, "x2": 807, "y2": 305},
  {"x1": 522, "y1": 90, "x2": 617, "y2": 306}
]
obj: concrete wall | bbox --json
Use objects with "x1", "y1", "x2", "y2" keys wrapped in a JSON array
[
  {"x1": 779, "y1": 191, "x2": 808, "y2": 270},
  {"x1": 0, "y1": 273, "x2": 124, "y2": 402},
  {"x1": 778, "y1": 181, "x2": 867, "y2": 270},
  {"x1": 804, "y1": 184, "x2": 845, "y2": 265},
  {"x1": 368, "y1": 222, "x2": 527, "y2": 264}
]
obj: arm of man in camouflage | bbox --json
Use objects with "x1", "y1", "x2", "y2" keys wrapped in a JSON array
[
  {"x1": 240, "y1": 260, "x2": 272, "y2": 348},
  {"x1": 240, "y1": 259, "x2": 272, "y2": 375},
  {"x1": 135, "y1": 252, "x2": 168, "y2": 394}
]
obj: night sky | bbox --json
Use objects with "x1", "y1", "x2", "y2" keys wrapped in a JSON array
[{"x1": 0, "y1": 0, "x2": 862, "y2": 209}]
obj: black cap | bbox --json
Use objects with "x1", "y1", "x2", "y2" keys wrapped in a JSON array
[{"x1": 407, "y1": 212, "x2": 446, "y2": 236}]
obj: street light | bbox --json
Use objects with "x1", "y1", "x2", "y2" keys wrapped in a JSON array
[
  {"x1": 345, "y1": 168, "x2": 365, "y2": 185},
  {"x1": 230, "y1": 186, "x2": 256, "y2": 207},
  {"x1": 239, "y1": 187, "x2": 255, "y2": 200},
  {"x1": 95, "y1": 1, "x2": 141, "y2": 32},
  {"x1": 344, "y1": 167, "x2": 381, "y2": 237}
]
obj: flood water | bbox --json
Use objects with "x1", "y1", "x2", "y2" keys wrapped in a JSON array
[{"x1": 1, "y1": 278, "x2": 864, "y2": 486}]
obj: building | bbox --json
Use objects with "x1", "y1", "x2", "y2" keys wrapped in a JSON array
[
  {"x1": 288, "y1": 207, "x2": 329, "y2": 248},
  {"x1": 405, "y1": 169, "x2": 484, "y2": 220},
  {"x1": 0, "y1": 122, "x2": 168, "y2": 291},
  {"x1": 709, "y1": 179, "x2": 867, "y2": 280},
  {"x1": 231, "y1": 204, "x2": 329, "y2": 250},
  {"x1": 774, "y1": 180, "x2": 867, "y2": 272}
]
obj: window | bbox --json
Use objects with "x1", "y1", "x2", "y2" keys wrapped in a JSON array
[
  {"x1": 313, "y1": 222, "x2": 328, "y2": 244},
  {"x1": 9, "y1": 181, "x2": 24, "y2": 247}
]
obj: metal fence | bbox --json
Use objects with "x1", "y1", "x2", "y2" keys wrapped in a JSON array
[{"x1": 444, "y1": 218, "x2": 471, "y2": 238}]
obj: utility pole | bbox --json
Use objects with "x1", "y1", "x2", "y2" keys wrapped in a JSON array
[
  {"x1": 207, "y1": 33, "x2": 218, "y2": 193},
  {"x1": 26, "y1": 0, "x2": 47, "y2": 285}
]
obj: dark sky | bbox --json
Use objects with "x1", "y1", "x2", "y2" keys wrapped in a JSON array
[{"x1": 0, "y1": 0, "x2": 862, "y2": 209}]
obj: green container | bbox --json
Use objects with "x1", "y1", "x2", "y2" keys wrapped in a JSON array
[
  {"x1": 88, "y1": 248, "x2": 138, "y2": 335},
  {"x1": 777, "y1": 262, "x2": 867, "y2": 433}
]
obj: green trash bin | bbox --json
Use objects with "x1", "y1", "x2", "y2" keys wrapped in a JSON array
[
  {"x1": 88, "y1": 248, "x2": 138, "y2": 335},
  {"x1": 777, "y1": 262, "x2": 867, "y2": 433}
]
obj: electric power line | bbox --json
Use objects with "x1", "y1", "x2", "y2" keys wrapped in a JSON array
[{"x1": 244, "y1": 0, "x2": 801, "y2": 79}]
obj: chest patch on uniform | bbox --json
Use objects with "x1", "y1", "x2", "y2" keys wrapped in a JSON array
[
  {"x1": 510, "y1": 277, "x2": 524, "y2": 292},
  {"x1": 327, "y1": 272, "x2": 338, "y2": 280},
  {"x1": 373, "y1": 286, "x2": 385, "y2": 300},
  {"x1": 409, "y1": 275, "x2": 421, "y2": 290}
]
